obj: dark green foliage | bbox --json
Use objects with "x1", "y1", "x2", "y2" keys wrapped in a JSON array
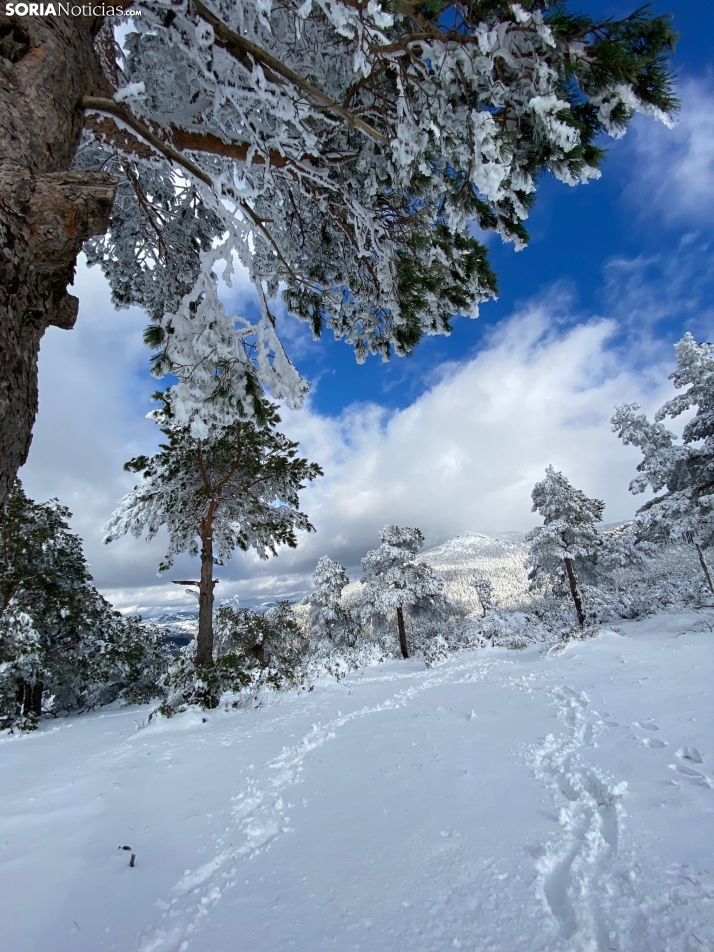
[{"x1": 0, "y1": 480, "x2": 169, "y2": 730}]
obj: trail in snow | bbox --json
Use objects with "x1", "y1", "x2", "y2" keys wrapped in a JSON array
[
  {"x1": 138, "y1": 656, "x2": 500, "y2": 952},
  {"x1": 529, "y1": 685, "x2": 628, "y2": 949},
  {"x1": 1, "y1": 610, "x2": 714, "y2": 952}
]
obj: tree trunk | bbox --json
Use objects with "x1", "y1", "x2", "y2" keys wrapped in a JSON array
[
  {"x1": 564, "y1": 556, "x2": 586, "y2": 628},
  {"x1": 396, "y1": 606, "x2": 409, "y2": 659},
  {"x1": 17, "y1": 677, "x2": 42, "y2": 719},
  {"x1": 695, "y1": 544, "x2": 714, "y2": 595},
  {"x1": 196, "y1": 522, "x2": 216, "y2": 665},
  {"x1": 0, "y1": 14, "x2": 117, "y2": 506}
]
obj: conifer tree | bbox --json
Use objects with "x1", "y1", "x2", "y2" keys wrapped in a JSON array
[
  {"x1": 309, "y1": 557, "x2": 355, "y2": 645},
  {"x1": 214, "y1": 596, "x2": 306, "y2": 670},
  {"x1": 526, "y1": 467, "x2": 605, "y2": 627},
  {"x1": 0, "y1": 479, "x2": 164, "y2": 728},
  {"x1": 359, "y1": 525, "x2": 442, "y2": 659},
  {"x1": 104, "y1": 400, "x2": 322, "y2": 665},
  {"x1": 0, "y1": 3, "x2": 678, "y2": 505},
  {"x1": 470, "y1": 576, "x2": 494, "y2": 617},
  {"x1": 612, "y1": 333, "x2": 714, "y2": 592}
]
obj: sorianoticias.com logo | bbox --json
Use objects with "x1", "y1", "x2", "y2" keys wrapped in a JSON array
[{"x1": 4, "y1": 3, "x2": 141, "y2": 14}]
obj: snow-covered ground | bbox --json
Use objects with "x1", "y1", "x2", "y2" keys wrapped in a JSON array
[{"x1": 2, "y1": 610, "x2": 713, "y2": 952}]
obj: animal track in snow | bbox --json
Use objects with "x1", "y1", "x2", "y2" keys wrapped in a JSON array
[
  {"x1": 642, "y1": 737, "x2": 667, "y2": 749},
  {"x1": 633, "y1": 719, "x2": 660, "y2": 731}
]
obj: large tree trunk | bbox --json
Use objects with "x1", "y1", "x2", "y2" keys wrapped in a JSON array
[
  {"x1": 196, "y1": 521, "x2": 216, "y2": 665},
  {"x1": 0, "y1": 14, "x2": 117, "y2": 505},
  {"x1": 396, "y1": 606, "x2": 409, "y2": 659},
  {"x1": 564, "y1": 556, "x2": 586, "y2": 628},
  {"x1": 695, "y1": 544, "x2": 714, "y2": 595}
]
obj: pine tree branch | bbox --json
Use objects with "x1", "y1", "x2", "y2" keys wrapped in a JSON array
[
  {"x1": 190, "y1": 0, "x2": 388, "y2": 145},
  {"x1": 215, "y1": 426, "x2": 244, "y2": 492},
  {"x1": 83, "y1": 97, "x2": 303, "y2": 282},
  {"x1": 87, "y1": 112, "x2": 360, "y2": 168},
  {"x1": 82, "y1": 97, "x2": 215, "y2": 188},
  {"x1": 119, "y1": 157, "x2": 168, "y2": 259}
]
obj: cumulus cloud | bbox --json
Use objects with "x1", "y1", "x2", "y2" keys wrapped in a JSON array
[
  {"x1": 625, "y1": 76, "x2": 714, "y2": 223},
  {"x1": 19, "y1": 258, "x2": 163, "y2": 596},
  {"x1": 272, "y1": 292, "x2": 676, "y2": 582},
  {"x1": 20, "y1": 264, "x2": 684, "y2": 616}
]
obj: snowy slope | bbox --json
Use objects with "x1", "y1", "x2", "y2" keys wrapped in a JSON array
[
  {"x1": 419, "y1": 531, "x2": 533, "y2": 612},
  {"x1": 2, "y1": 610, "x2": 714, "y2": 952}
]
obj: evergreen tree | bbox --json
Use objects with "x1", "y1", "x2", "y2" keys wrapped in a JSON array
[
  {"x1": 215, "y1": 597, "x2": 306, "y2": 669},
  {"x1": 214, "y1": 597, "x2": 272, "y2": 666},
  {"x1": 470, "y1": 576, "x2": 494, "y2": 617},
  {"x1": 359, "y1": 526, "x2": 442, "y2": 659},
  {"x1": 0, "y1": 480, "x2": 165, "y2": 729},
  {"x1": 1, "y1": 3, "x2": 678, "y2": 505},
  {"x1": 104, "y1": 400, "x2": 322, "y2": 666},
  {"x1": 611, "y1": 333, "x2": 714, "y2": 592},
  {"x1": 526, "y1": 467, "x2": 605, "y2": 627},
  {"x1": 309, "y1": 557, "x2": 355, "y2": 646}
]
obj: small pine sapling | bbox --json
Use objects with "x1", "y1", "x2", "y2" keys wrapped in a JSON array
[{"x1": 470, "y1": 576, "x2": 494, "y2": 617}]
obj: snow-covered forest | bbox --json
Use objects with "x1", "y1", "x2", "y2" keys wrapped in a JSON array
[{"x1": 1, "y1": 0, "x2": 713, "y2": 948}]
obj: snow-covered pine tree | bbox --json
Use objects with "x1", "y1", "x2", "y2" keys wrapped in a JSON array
[
  {"x1": 0, "y1": 479, "x2": 165, "y2": 729},
  {"x1": 104, "y1": 399, "x2": 322, "y2": 667},
  {"x1": 526, "y1": 466, "x2": 605, "y2": 628},
  {"x1": 0, "y1": 3, "x2": 678, "y2": 505},
  {"x1": 470, "y1": 576, "x2": 494, "y2": 616},
  {"x1": 611, "y1": 333, "x2": 714, "y2": 593},
  {"x1": 215, "y1": 596, "x2": 305, "y2": 670},
  {"x1": 309, "y1": 557, "x2": 355, "y2": 646},
  {"x1": 359, "y1": 525, "x2": 442, "y2": 659}
]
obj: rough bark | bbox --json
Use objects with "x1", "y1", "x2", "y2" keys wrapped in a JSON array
[
  {"x1": 396, "y1": 606, "x2": 409, "y2": 659},
  {"x1": 196, "y1": 519, "x2": 216, "y2": 665},
  {"x1": 564, "y1": 556, "x2": 586, "y2": 628},
  {"x1": 695, "y1": 544, "x2": 714, "y2": 595},
  {"x1": 18, "y1": 678, "x2": 42, "y2": 719},
  {"x1": 0, "y1": 14, "x2": 117, "y2": 505}
]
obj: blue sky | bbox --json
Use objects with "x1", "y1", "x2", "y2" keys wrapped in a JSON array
[{"x1": 20, "y1": 0, "x2": 714, "y2": 614}]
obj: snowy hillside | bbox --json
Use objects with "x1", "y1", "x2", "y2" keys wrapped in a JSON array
[
  {"x1": 2, "y1": 610, "x2": 713, "y2": 952},
  {"x1": 419, "y1": 531, "x2": 533, "y2": 612},
  {"x1": 339, "y1": 531, "x2": 533, "y2": 618}
]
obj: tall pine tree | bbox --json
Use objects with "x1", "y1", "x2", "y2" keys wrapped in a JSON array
[
  {"x1": 612, "y1": 333, "x2": 714, "y2": 592},
  {"x1": 0, "y1": 480, "x2": 164, "y2": 728},
  {"x1": 0, "y1": 3, "x2": 678, "y2": 505},
  {"x1": 104, "y1": 400, "x2": 322, "y2": 665},
  {"x1": 359, "y1": 526, "x2": 442, "y2": 659},
  {"x1": 526, "y1": 467, "x2": 605, "y2": 628}
]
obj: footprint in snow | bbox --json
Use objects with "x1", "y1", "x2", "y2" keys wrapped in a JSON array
[
  {"x1": 668, "y1": 763, "x2": 711, "y2": 788},
  {"x1": 642, "y1": 737, "x2": 667, "y2": 749},
  {"x1": 633, "y1": 720, "x2": 660, "y2": 731},
  {"x1": 677, "y1": 746, "x2": 703, "y2": 764}
]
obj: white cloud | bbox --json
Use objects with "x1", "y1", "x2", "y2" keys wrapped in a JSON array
[
  {"x1": 19, "y1": 257, "x2": 163, "y2": 595},
  {"x1": 274, "y1": 292, "x2": 676, "y2": 583},
  {"x1": 20, "y1": 266, "x2": 682, "y2": 616},
  {"x1": 626, "y1": 76, "x2": 714, "y2": 222}
]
